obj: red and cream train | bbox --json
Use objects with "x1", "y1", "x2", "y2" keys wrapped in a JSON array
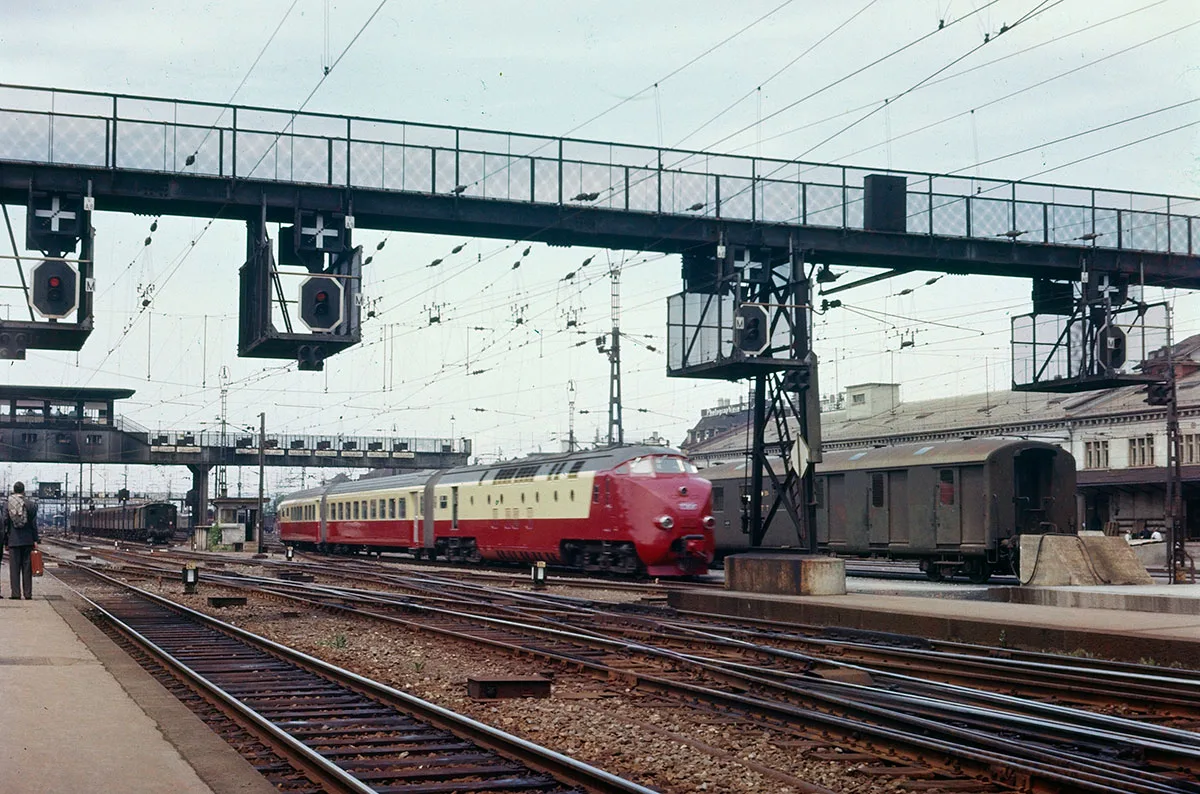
[{"x1": 276, "y1": 445, "x2": 716, "y2": 577}]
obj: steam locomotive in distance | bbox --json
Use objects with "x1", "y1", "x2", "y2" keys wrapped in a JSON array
[
  {"x1": 69, "y1": 501, "x2": 178, "y2": 544},
  {"x1": 702, "y1": 438, "x2": 1077, "y2": 583},
  {"x1": 278, "y1": 445, "x2": 716, "y2": 577}
]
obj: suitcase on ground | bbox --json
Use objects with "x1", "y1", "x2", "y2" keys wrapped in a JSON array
[{"x1": 30, "y1": 548, "x2": 44, "y2": 577}]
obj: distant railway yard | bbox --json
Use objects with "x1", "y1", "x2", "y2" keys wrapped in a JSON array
[{"x1": 37, "y1": 537, "x2": 1200, "y2": 794}]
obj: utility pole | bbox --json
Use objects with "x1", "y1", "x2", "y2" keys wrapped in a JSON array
[
  {"x1": 567, "y1": 380, "x2": 577, "y2": 452},
  {"x1": 217, "y1": 366, "x2": 229, "y2": 499},
  {"x1": 257, "y1": 411, "x2": 266, "y2": 555},
  {"x1": 598, "y1": 262, "x2": 624, "y2": 446}
]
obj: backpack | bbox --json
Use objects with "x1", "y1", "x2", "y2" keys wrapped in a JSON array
[{"x1": 8, "y1": 494, "x2": 27, "y2": 530}]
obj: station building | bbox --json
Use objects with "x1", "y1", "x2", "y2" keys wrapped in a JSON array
[{"x1": 682, "y1": 335, "x2": 1200, "y2": 541}]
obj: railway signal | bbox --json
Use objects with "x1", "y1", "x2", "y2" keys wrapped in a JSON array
[
  {"x1": 30, "y1": 260, "x2": 79, "y2": 319},
  {"x1": 734, "y1": 304, "x2": 770, "y2": 355},
  {"x1": 299, "y1": 275, "x2": 344, "y2": 332},
  {"x1": 297, "y1": 344, "x2": 325, "y2": 371}
]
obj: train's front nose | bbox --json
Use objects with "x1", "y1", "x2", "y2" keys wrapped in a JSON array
[{"x1": 635, "y1": 477, "x2": 715, "y2": 576}]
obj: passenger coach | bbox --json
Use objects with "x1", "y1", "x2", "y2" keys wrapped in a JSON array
[
  {"x1": 278, "y1": 445, "x2": 716, "y2": 577},
  {"x1": 704, "y1": 438, "x2": 1077, "y2": 582}
]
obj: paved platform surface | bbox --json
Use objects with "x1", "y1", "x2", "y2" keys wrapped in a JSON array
[
  {"x1": 671, "y1": 584, "x2": 1200, "y2": 666},
  {"x1": 0, "y1": 560, "x2": 277, "y2": 794}
]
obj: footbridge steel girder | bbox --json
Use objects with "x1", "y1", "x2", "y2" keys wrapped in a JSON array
[
  {"x1": 0, "y1": 161, "x2": 1195, "y2": 288},
  {"x1": 0, "y1": 83, "x2": 1198, "y2": 289}
]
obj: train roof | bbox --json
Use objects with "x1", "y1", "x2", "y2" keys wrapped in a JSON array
[
  {"x1": 277, "y1": 445, "x2": 686, "y2": 502},
  {"x1": 698, "y1": 438, "x2": 1067, "y2": 480}
]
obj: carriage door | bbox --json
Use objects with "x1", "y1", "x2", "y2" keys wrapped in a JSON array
[
  {"x1": 1014, "y1": 448, "x2": 1056, "y2": 534},
  {"x1": 410, "y1": 492, "x2": 421, "y2": 545},
  {"x1": 935, "y1": 468, "x2": 962, "y2": 546},
  {"x1": 867, "y1": 472, "x2": 890, "y2": 547},
  {"x1": 451, "y1": 487, "x2": 460, "y2": 530}
]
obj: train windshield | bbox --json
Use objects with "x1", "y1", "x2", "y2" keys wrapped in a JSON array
[{"x1": 621, "y1": 455, "x2": 698, "y2": 476}]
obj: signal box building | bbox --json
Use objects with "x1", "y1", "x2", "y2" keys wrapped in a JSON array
[{"x1": 682, "y1": 335, "x2": 1200, "y2": 540}]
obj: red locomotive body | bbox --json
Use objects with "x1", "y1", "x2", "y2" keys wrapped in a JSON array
[{"x1": 278, "y1": 446, "x2": 715, "y2": 577}]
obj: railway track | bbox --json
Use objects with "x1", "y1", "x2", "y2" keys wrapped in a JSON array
[
  {"x1": 55, "y1": 544, "x2": 1200, "y2": 793},
  {"x1": 57, "y1": 565, "x2": 658, "y2": 794}
]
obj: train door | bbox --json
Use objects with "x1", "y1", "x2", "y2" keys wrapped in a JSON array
[
  {"x1": 1014, "y1": 448, "x2": 1057, "y2": 534},
  {"x1": 887, "y1": 470, "x2": 909, "y2": 547},
  {"x1": 867, "y1": 472, "x2": 890, "y2": 548},
  {"x1": 935, "y1": 467, "x2": 963, "y2": 546},
  {"x1": 410, "y1": 492, "x2": 421, "y2": 545},
  {"x1": 842, "y1": 471, "x2": 870, "y2": 552}
]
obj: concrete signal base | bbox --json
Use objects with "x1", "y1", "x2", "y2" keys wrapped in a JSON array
[{"x1": 725, "y1": 554, "x2": 847, "y2": 596}]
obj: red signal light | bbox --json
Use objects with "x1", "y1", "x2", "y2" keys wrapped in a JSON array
[
  {"x1": 315, "y1": 291, "x2": 328, "y2": 302},
  {"x1": 48, "y1": 276, "x2": 62, "y2": 288}
]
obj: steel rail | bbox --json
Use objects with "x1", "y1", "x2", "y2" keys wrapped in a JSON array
[
  {"x1": 67, "y1": 564, "x2": 660, "y2": 794},
  {"x1": 171, "y1": 569, "x2": 1177, "y2": 793}
]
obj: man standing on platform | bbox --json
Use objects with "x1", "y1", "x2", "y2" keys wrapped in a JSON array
[{"x1": 6, "y1": 482, "x2": 39, "y2": 600}]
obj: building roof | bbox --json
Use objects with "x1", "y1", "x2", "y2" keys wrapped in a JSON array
[
  {"x1": 683, "y1": 337, "x2": 1200, "y2": 461},
  {"x1": 0, "y1": 385, "x2": 136, "y2": 401}
]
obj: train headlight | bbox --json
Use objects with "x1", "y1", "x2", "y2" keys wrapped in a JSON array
[
  {"x1": 702, "y1": 515, "x2": 715, "y2": 530},
  {"x1": 655, "y1": 515, "x2": 675, "y2": 531}
]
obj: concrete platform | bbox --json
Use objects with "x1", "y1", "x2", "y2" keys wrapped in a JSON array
[
  {"x1": 669, "y1": 586, "x2": 1200, "y2": 667},
  {"x1": 0, "y1": 560, "x2": 277, "y2": 794}
]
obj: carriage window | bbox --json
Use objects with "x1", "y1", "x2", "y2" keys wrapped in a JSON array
[
  {"x1": 397, "y1": 497, "x2": 407, "y2": 519},
  {"x1": 712, "y1": 486, "x2": 725, "y2": 512},
  {"x1": 338, "y1": 502, "x2": 344, "y2": 520},
  {"x1": 871, "y1": 473, "x2": 884, "y2": 508},
  {"x1": 439, "y1": 494, "x2": 448, "y2": 509},
  {"x1": 361, "y1": 500, "x2": 367, "y2": 517},
  {"x1": 592, "y1": 483, "x2": 600, "y2": 503},
  {"x1": 370, "y1": 500, "x2": 377, "y2": 519},
  {"x1": 353, "y1": 501, "x2": 360, "y2": 519},
  {"x1": 388, "y1": 498, "x2": 395, "y2": 518},
  {"x1": 567, "y1": 460, "x2": 585, "y2": 478},
  {"x1": 938, "y1": 470, "x2": 955, "y2": 506}
]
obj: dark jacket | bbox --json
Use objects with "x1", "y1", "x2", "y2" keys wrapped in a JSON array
[{"x1": 5, "y1": 495, "x2": 38, "y2": 547}]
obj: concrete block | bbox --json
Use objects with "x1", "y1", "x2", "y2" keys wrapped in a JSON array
[
  {"x1": 725, "y1": 554, "x2": 846, "y2": 596},
  {"x1": 1020, "y1": 534, "x2": 1153, "y2": 586}
]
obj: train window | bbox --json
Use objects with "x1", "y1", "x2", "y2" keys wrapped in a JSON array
[
  {"x1": 370, "y1": 501, "x2": 377, "y2": 519},
  {"x1": 361, "y1": 500, "x2": 367, "y2": 518},
  {"x1": 653, "y1": 456, "x2": 688, "y2": 474},
  {"x1": 938, "y1": 470, "x2": 955, "y2": 506},
  {"x1": 397, "y1": 498, "x2": 407, "y2": 519},
  {"x1": 570, "y1": 489, "x2": 575, "y2": 501},
  {"x1": 592, "y1": 483, "x2": 600, "y2": 503},
  {"x1": 613, "y1": 463, "x2": 630, "y2": 474},
  {"x1": 487, "y1": 494, "x2": 491, "y2": 505},
  {"x1": 389, "y1": 498, "x2": 396, "y2": 518},
  {"x1": 535, "y1": 492, "x2": 539, "y2": 502},
  {"x1": 712, "y1": 486, "x2": 725, "y2": 512},
  {"x1": 520, "y1": 493, "x2": 525, "y2": 504},
  {"x1": 871, "y1": 473, "x2": 884, "y2": 508},
  {"x1": 554, "y1": 491, "x2": 558, "y2": 501},
  {"x1": 567, "y1": 460, "x2": 585, "y2": 478},
  {"x1": 353, "y1": 502, "x2": 360, "y2": 519},
  {"x1": 470, "y1": 495, "x2": 475, "y2": 505},
  {"x1": 499, "y1": 494, "x2": 503, "y2": 504},
  {"x1": 629, "y1": 457, "x2": 655, "y2": 476},
  {"x1": 439, "y1": 495, "x2": 448, "y2": 509}
]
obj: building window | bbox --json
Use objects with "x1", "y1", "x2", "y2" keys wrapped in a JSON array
[
  {"x1": 1084, "y1": 440, "x2": 1110, "y2": 469},
  {"x1": 1128, "y1": 435, "x2": 1155, "y2": 467},
  {"x1": 1184, "y1": 434, "x2": 1200, "y2": 465},
  {"x1": 852, "y1": 393, "x2": 866, "y2": 405},
  {"x1": 712, "y1": 486, "x2": 725, "y2": 512},
  {"x1": 85, "y1": 434, "x2": 103, "y2": 445},
  {"x1": 19, "y1": 432, "x2": 37, "y2": 444}
]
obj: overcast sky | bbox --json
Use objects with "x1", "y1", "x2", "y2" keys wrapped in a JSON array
[{"x1": 2, "y1": 0, "x2": 1198, "y2": 496}]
